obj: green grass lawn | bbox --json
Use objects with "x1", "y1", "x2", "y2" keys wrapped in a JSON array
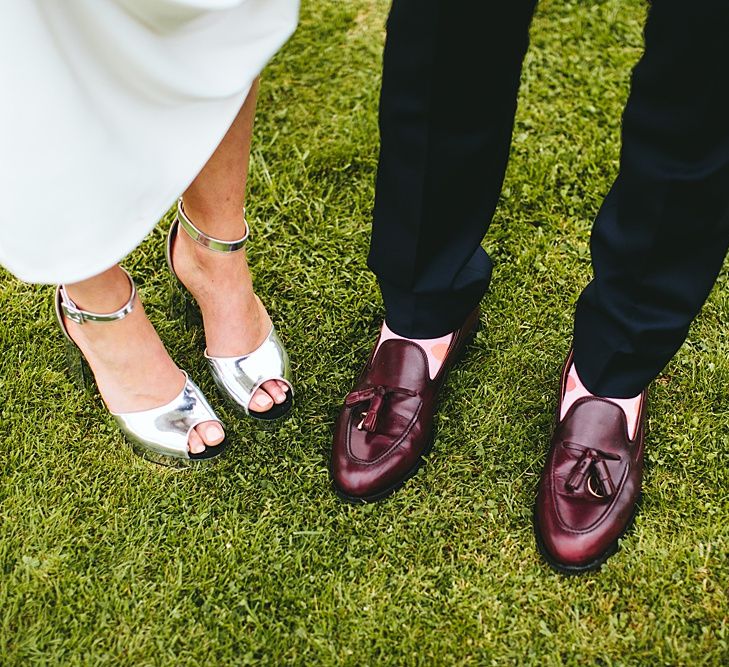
[{"x1": 1, "y1": 1, "x2": 728, "y2": 664}]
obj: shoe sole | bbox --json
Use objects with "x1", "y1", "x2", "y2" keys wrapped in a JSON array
[
  {"x1": 131, "y1": 437, "x2": 229, "y2": 469},
  {"x1": 532, "y1": 497, "x2": 640, "y2": 575},
  {"x1": 331, "y1": 320, "x2": 480, "y2": 504}
]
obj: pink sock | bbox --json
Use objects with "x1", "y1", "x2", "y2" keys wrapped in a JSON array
[
  {"x1": 376, "y1": 322, "x2": 453, "y2": 380},
  {"x1": 561, "y1": 363, "x2": 642, "y2": 439}
]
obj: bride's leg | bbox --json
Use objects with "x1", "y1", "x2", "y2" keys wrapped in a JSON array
[
  {"x1": 64, "y1": 264, "x2": 225, "y2": 453},
  {"x1": 172, "y1": 78, "x2": 289, "y2": 413}
]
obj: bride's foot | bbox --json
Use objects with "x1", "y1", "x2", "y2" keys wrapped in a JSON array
[
  {"x1": 170, "y1": 215, "x2": 290, "y2": 414},
  {"x1": 62, "y1": 266, "x2": 225, "y2": 454}
]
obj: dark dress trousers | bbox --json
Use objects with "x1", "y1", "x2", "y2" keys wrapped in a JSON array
[{"x1": 368, "y1": 0, "x2": 729, "y2": 397}]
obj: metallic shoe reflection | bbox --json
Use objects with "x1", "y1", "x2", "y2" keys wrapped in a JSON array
[
  {"x1": 166, "y1": 198, "x2": 294, "y2": 420},
  {"x1": 55, "y1": 268, "x2": 229, "y2": 467}
]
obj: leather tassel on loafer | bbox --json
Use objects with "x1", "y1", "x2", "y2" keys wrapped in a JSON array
[
  {"x1": 56, "y1": 268, "x2": 229, "y2": 467},
  {"x1": 166, "y1": 198, "x2": 294, "y2": 421}
]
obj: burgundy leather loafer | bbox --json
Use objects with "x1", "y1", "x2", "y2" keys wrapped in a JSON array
[
  {"x1": 331, "y1": 308, "x2": 480, "y2": 502},
  {"x1": 534, "y1": 352, "x2": 647, "y2": 574}
]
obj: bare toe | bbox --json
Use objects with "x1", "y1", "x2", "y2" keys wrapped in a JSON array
[
  {"x1": 188, "y1": 427, "x2": 206, "y2": 454},
  {"x1": 261, "y1": 379, "x2": 287, "y2": 404},
  {"x1": 275, "y1": 380, "x2": 290, "y2": 396},
  {"x1": 196, "y1": 421, "x2": 225, "y2": 447},
  {"x1": 250, "y1": 389, "x2": 274, "y2": 412}
]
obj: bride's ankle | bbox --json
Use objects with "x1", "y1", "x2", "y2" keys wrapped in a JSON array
[
  {"x1": 173, "y1": 228, "x2": 244, "y2": 284},
  {"x1": 179, "y1": 198, "x2": 248, "y2": 243},
  {"x1": 64, "y1": 265, "x2": 133, "y2": 314}
]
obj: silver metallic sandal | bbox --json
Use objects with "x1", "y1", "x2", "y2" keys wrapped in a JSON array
[
  {"x1": 166, "y1": 198, "x2": 293, "y2": 421},
  {"x1": 55, "y1": 267, "x2": 229, "y2": 467}
]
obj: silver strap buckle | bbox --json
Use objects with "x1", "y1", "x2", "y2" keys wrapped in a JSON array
[
  {"x1": 59, "y1": 268, "x2": 136, "y2": 325},
  {"x1": 177, "y1": 198, "x2": 249, "y2": 253}
]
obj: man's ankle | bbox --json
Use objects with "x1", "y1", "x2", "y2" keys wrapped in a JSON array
[
  {"x1": 561, "y1": 362, "x2": 643, "y2": 439},
  {"x1": 376, "y1": 321, "x2": 454, "y2": 379}
]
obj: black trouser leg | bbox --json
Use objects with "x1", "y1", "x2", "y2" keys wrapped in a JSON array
[
  {"x1": 574, "y1": 0, "x2": 729, "y2": 397},
  {"x1": 368, "y1": 0, "x2": 538, "y2": 337}
]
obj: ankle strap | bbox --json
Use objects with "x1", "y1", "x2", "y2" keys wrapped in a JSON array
[
  {"x1": 176, "y1": 199, "x2": 249, "y2": 253},
  {"x1": 59, "y1": 267, "x2": 136, "y2": 325}
]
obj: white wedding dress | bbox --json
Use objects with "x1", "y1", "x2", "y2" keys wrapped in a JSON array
[{"x1": 0, "y1": 0, "x2": 299, "y2": 283}]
